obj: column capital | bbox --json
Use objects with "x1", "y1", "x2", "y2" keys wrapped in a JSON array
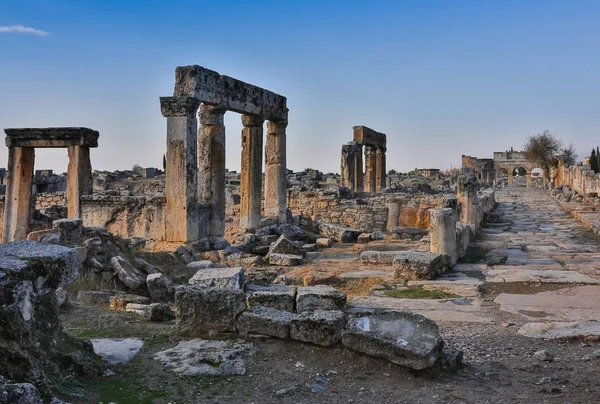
[
  {"x1": 160, "y1": 96, "x2": 201, "y2": 117},
  {"x1": 241, "y1": 114, "x2": 265, "y2": 127},
  {"x1": 199, "y1": 104, "x2": 227, "y2": 125},
  {"x1": 267, "y1": 119, "x2": 288, "y2": 135}
]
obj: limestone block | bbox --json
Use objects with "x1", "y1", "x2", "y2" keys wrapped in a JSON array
[
  {"x1": 133, "y1": 258, "x2": 162, "y2": 275},
  {"x1": 317, "y1": 222, "x2": 361, "y2": 243},
  {"x1": 110, "y1": 294, "x2": 151, "y2": 311},
  {"x1": 290, "y1": 310, "x2": 347, "y2": 346},
  {"x1": 357, "y1": 233, "x2": 372, "y2": 244},
  {"x1": 371, "y1": 231, "x2": 384, "y2": 240},
  {"x1": 296, "y1": 285, "x2": 347, "y2": 312},
  {"x1": 342, "y1": 311, "x2": 444, "y2": 370},
  {"x1": 237, "y1": 307, "x2": 297, "y2": 338},
  {"x1": 392, "y1": 251, "x2": 447, "y2": 280},
  {"x1": 146, "y1": 273, "x2": 174, "y2": 303},
  {"x1": 246, "y1": 284, "x2": 296, "y2": 311},
  {"x1": 77, "y1": 290, "x2": 111, "y2": 306},
  {"x1": 175, "y1": 286, "x2": 247, "y2": 335},
  {"x1": 268, "y1": 253, "x2": 303, "y2": 266},
  {"x1": 186, "y1": 260, "x2": 215, "y2": 270},
  {"x1": 111, "y1": 256, "x2": 147, "y2": 290},
  {"x1": 360, "y1": 250, "x2": 406, "y2": 265},
  {"x1": 125, "y1": 303, "x2": 150, "y2": 315},
  {"x1": 52, "y1": 218, "x2": 84, "y2": 246},
  {"x1": 144, "y1": 303, "x2": 176, "y2": 322},
  {"x1": 175, "y1": 245, "x2": 194, "y2": 264},
  {"x1": 302, "y1": 244, "x2": 317, "y2": 252},
  {"x1": 188, "y1": 267, "x2": 244, "y2": 289},
  {"x1": 315, "y1": 238, "x2": 332, "y2": 248},
  {"x1": 268, "y1": 235, "x2": 306, "y2": 257}
]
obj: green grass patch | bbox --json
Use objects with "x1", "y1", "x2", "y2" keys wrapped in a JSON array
[
  {"x1": 68, "y1": 328, "x2": 122, "y2": 339},
  {"x1": 385, "y1": 288, "x2": 459, "y2": 299}
]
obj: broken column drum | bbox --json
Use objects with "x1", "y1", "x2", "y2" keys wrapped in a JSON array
[
  {"x1": 429, "y1": 208, "x2": 458, "y2": 266},
  {"x1": 2, "y1": 127, "x2": 99, "y2": 243},
  {"x1": 161, "y1": 65, "x2": 289, "y2": 243}
]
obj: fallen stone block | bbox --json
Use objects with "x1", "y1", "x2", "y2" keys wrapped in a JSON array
[
  {"x1": 518, "y1": 321, "x2": 600, "y2": 339},
  {"x1": 110, "y1": 293, "x2": 151, "y2": 311},
  {"x1": 144, "y1": 303, "x2": 176, "y2": 322},
  {"x1": 78, "y1": 290, "x2": 111, "y2": 306},
  {"x1": 186, "y1": 260, "x2": 215, "y2": 270},
  {"x1": 111, "y1": 255, "x2": 147, "y2": 290},
  {"x1": 125, "y1": 303, "x2": 150, "y2": 315},
  {"x1": 269, "y1": 253, "x2": 303, "y2": 266},
  {"x1": 175, "y1": 286, "x2": 247, "y2": 336},
  {"x1": 237, "y1": 307, "x2": 297, "y2": 338},
  {"x1": 357, "y1": 233, "x2": 372, "y2": 244},
  {"x1": 246, "y1": 284, "x2": 296, "y2": 311},
  {"x1": 360, "y1": 250, "x2": 406, "y2": 265},
  {"x1": 0, "y1": 377, "x2": 43, "y2": 404},
  {"x1": 371, "y1": 231, "x2": 385, "y2": 240},
  {"x1": 290, "y1": 310, "x2": 346, "y2": 346},
  {"x1": 53, "y1": 218, "x2": 83, "y2": 246},
  {"x1": 392, "y1": 251, "x2": 447, "y2": 280},
  {"x1": 146, "y1": 273, "x2": 174, "y2": 303},
  {"x1": 188, "y1": 267, "x2": 244, "y2": 289},
  {"x1": 91, "y1": 338, "x2": 144, "y2": 365},
  {"x1": 316, "y1": 238, "x2": 333, "y2": 248},
  {"x1": 133, "y1": 258, "x2": 162, "y2": 274},
  {"x1": 175, "y1": 245, "x2": 193, "y2": 264},
  {"x1": 296, "y1": 285, "x2": 346, "y2": 312},
  {"x1": 268, "y1": 235, "x2": 307, "y2": 257},
  {"x1": 154, "y1": 339, "x2": 255, "y2": 376},
  {"x1": 317, "y1": 222, "x2": 361, "y2": 243},
  {"x1": 342, "y1": 311, "x2": 444, "y2": 370},
  {"x1": 302, "y1": 244, "x2": 317, "y2": 252}
]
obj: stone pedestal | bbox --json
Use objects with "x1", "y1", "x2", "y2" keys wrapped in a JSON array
[
  {"x1": 160, "y1": 96, "x2": 201, "y2": 243},
  {"x1": 2, "y1": 147, "x2": 35, "y2": 242},
  {"x1": 265, "y1": 120, "x2": 287, "y2": 223},
  {"x1": 198, "y1": 104, "x2": 227, "y2": 237},
  {"x1": 386, "y1": 200, "x2": 401, "y2": 232},
  {"x1": 376, "y1": 147, "x2": 386, "y2": 192},
  {"x1": 67, "y1": 145, "x2": 93, "y2": 219},
  {"x1": 240, "y1": 114, "x2": 264, "y2": 231},
  {"x1": 429, "y1": 208, "x2": 457, "y2": 266},
  {"x1": 364, "y1": 145, "x2": 377, "y2": 193}
]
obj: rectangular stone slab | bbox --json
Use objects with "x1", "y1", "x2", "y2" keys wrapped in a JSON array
[
  {"x1": 353, "y1": 126, "x2": 386, "y2": 148},
  {"x1": 5, "y1": 127, "x2": 99, "y2": 148}
]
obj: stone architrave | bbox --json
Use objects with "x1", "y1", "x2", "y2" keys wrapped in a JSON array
[
  {"x1": 160, "y1": 96, "x2": 201, "y2": 243},
  {"x1": 265, "y1": 120, "x2": 287, "y2": 223},
  {"x1": 240, "y1": 114, "x2": 264, "y2": 231},
  {"x1": 198, "y1": 104, "x2": 227, "y2": 237}
]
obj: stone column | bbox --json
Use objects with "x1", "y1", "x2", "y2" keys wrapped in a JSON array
[
  {"x1": 364, "y1": 145, "x2": 377, "y2": 192},
  {"x1": 2, "y1": 147, "x2": 35, "y2": 242},
  {"x1": 526, "y1": 174, "x2": 532, "y2": 188},
  {"x1": 507, "y1": 171, "x2": 513, "y2": 187},
  {"x1": 429, "y1": 208, "x2": 457, "y2": 266},
  {"x1": 354, "y1": 144, "x2": 364, "y2": 192},
  {"x1": 265, "y1": 119, "x2": 287, "y2": 223},
  {"x1": 376, "y1": 147, "x2": 386, "y2": 192},
  {"x1": 198, "y1": 104, "x2": 227, "y2": 237},
  {"x1": 341, "y1": 144, "x2": 355, "y2": 190},
  {"x1": 240, "y1": 114, "x2": 264, "y2": 231},
  {"x1": 458, "y1": 175, "x2": 479, "y2": 228},
  {"x1": 160, "y1": 96, "x2": 201, "y2": 243},
  {"x1": 66, "y1": 145, "x2": 93, "y2": 219},
  {"x1": 386, "y1": 199, "x2": 401, "y2": 232}
]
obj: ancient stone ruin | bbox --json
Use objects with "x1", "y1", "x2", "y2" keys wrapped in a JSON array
[{"x1": 341, "y1": 126, "x2": 387, "y2": 193}]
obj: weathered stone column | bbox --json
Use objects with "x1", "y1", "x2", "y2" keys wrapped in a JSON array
[
  {"x1": 160, "y1": 96, "x2": 201, "y2": 243},
  {"x1": 386, "y1": 199, "x2": 401, "y2": 232},
  {"x1": 364, "y1": 145, "x2": 377, "y2": 192},
  {"x1": 353, "y1": 143, "x2": 364, "y2": 192},
  {"x1": 66, "y1": 145, "x2": 93, "y2": 219},
  {"x1": 429, "y1": 208, "x2": 458, "y2": 266},
  {"x1": 376, "y1": 147, "x2": 386, "y2": 192},
  {"x1": 240, "y1": 114, "x2": 264, "y2": 231},
  {"x1": 2, "y1": 147, "x2": 35, "y2": 242},
  {"x1": 341, "y1": 144, "x2": 355, "y2": 190},
  {"x1": 458, "y1": 175, "x2": 479, "y2": 228},
  {"x1": 198, "y1": 104, "x2": 227, "y2": 237},
  {"x1": 265, "y1": 119, "x2": 287, "y2": 223}
]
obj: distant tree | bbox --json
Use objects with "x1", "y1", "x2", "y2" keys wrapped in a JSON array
[
  {"x1": 162, "y1": 154, "x2": 166, "y2": 171},
  {"x1": 560, "y1": 143, "x2": 577, "y2": 167},
  {"x1": 596, "y1": 146, "x2": 599, "y2": 172},
  {"x1": 132, "y1": 164, "x2": 142, "y2": 172},
  {"x1": 524, "y1": 130, "x2": 565, "y2": 180},
  {"x1": 591, "y1": 148, "x2": 598, "y2": 173},
  {"x1": 388, "y1": 169, "x2": 397, "y2": 175}
]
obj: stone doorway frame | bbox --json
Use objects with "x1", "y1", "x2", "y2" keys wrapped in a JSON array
[{"x1": 2, "y1": 127, "x2": 98, "y2": 243}]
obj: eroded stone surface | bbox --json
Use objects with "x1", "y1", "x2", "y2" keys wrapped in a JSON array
[
  {"x1": 91, "y1": 338, "x2": 144, "y2": 365},
  {"x1": 188, "y1": 267, "x2": 244, "y2": 289},
  {"x1": 296, "y1": 285, "x2": 346, "y2": 312},
  {"x1": 290, "y1": 310, "x2": 346, "y2": 346},
  {"x1": 237, "y1": 307, "x2": 297, "y2": 338}
]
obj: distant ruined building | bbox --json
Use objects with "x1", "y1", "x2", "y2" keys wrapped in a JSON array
[{"x1": 462, "y1": 148, "x2": 540, "y2": 187}]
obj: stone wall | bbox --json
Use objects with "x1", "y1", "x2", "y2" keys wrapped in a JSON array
[
  {"x1": 80, "y1": 195, "x2": 166, "y2": 241},
  {"x1": 35, "y1": 191, "x2": 67, "y2": 212},
  {"x1": 554, "y1": 161, "x2": 598, "y2": 196}
]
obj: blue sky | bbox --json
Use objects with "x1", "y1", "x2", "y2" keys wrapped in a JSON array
[{"x1": 1, "y1": 0, "x2": 599, "y2": 173}]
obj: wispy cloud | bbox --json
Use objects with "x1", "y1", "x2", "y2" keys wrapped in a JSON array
[{"x1": 0, "y1": 25, "x2": 49, "y2": 36}]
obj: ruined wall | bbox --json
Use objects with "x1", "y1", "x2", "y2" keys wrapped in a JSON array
[
  {"x1": 35, "y1": 191, "x2": 67, "y2": 212},
  {"x1": 554, "y1": 161, "x2": 598, "y2": 196},
  {"x1": 80, "y1": 195, "x2": 166, "y2": 240}
]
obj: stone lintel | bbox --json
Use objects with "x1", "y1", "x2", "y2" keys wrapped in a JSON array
[
  {"x1": 160, "y1": 96, "x2": 201, "y2": 117},
  {"x1": 353, "y1": 126, "x2": 387, "y2": 148},
  {"x1": 174, "y1": 65, "x2": 288, "y2": 121},
  {"x1": 5, "y1": 127, "x2": 99, "y2": 148}
]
